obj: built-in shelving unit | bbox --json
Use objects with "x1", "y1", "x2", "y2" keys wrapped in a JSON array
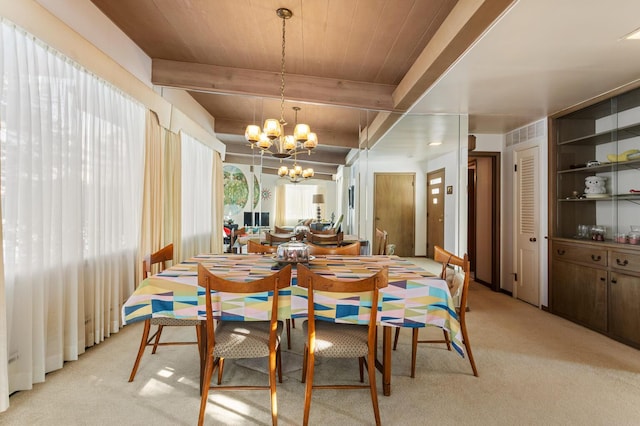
[{"x1": 549, "y1": 86, "x2": 640, "y2": 349}]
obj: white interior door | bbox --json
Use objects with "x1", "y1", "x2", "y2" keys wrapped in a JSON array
[{"x1": 515, "y1": 146, "x2": 540, "y2": 306}]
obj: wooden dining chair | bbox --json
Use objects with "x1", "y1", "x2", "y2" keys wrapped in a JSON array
[
  {"x1": 197, "y1": 263, "x2": 292, "y2": 426},
  {"x1": 308, "y1": 231, "x2": 343, "y2": 246},
  {"x1": 227, "y1": 227, "x2": 246, "y2": 253},
  {"x1": 247, "y1": 239, "x2": 278, "y2": 254},
  {"x1": 392, "y1": 245, "x2": 478, "y2": 377},
  {"x1": 129, "y1": 243, "x2": 201, "y2": 382},
  {"x1": 307, "y1": 241, "x2": 360, "y2": 256},
  {"x1": 297, "y1": 263, "x2": 388, "y2": 426},
  {"x1": 247, "y1": 238, "x2": 294, "y2": 348},
  {"x1": 308, "y1": 227, "x2": 336, "y2": 235},
  {"x1": 266, "y1": 231, "x2": 301, "y2": 245},
  {"x1": 373, "y1": 228, "x2": 388, "y2": 255}
]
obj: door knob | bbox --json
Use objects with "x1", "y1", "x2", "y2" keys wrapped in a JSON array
[{"x1": 529, "y1": 237, "x2": 537, "y2": 242}]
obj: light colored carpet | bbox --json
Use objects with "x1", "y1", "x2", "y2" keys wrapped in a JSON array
[{"x1": 3, "y1": 258, "x2": 640, "y2": 425}]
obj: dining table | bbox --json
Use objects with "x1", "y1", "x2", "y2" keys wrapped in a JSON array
[{"x1": 122, "y1": 253, "x2": 464, "y2": 396}]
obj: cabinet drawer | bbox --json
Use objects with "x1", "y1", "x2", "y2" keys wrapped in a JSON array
[
  {"x1": 552, "y1": 243, "x2": 607, "y2": 267},
  {"x1": 610, "y1": 250, "x2": 640, "y2": 273}
]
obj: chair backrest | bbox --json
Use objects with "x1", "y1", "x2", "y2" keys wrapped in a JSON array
[
  {"x1": 332, "y1": 214, "x2": 343, "y2": 232},
  {"x1": 434, "y1": 245, "x2": 470, "y2": 317},
  {"x1": 143, "y1": 243, "x2": 174, "y2": 279},
  {"x1": 266, "y1": 232, "x2": 302, "y2": 244},
  {"x1": 307, "y1": 241, "x2": 360, "y2": 256},
  {"x1": 247, "y1": 239, "x2": 278, "y2": 254},
  {"x1": 296, "y1": 263, "x2": 388, "y2": 338},
  {"x1": 274, "y1": 225, "x2": 289, "y2": 233},
  {"x1": 373, "y1": 228, "x2": 388, "y2": 255},
  {"x1": 309, "y1": 228, "x2": 336, "y2": 235},
  {"x1": 198, "y1": 263, "x2": 292, "y2": 348},
  {"x1": 308, "y1": 231, "x2": 343, "y2": 245}
]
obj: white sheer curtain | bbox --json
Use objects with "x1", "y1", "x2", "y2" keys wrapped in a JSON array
[
  {"x1": 180, "y1": 132, "x2": 213, "y2": 260},
  {"x1": 284, "y1": 184, "x2": 318, "y2": 224},
  {"x1": 0, "y1": 20, "x2": 145, "y2": 407}
]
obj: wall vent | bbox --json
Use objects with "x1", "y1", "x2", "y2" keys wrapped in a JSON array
[{"x1": 506, "y1": 119, "x2": 546, "y2": 147}]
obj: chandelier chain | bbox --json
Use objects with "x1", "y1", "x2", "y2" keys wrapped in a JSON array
[
  {"x1": 244, "y1": 8, "x2": 315, "y2": 182},
  {"x1": 279, "y1": 14, "x2": 287, "y2": 125}
]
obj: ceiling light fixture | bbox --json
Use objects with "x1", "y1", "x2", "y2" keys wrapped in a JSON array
[
  {"x1": 244, "y1": 7, "x2": 318, "y2": 168},
  {"x1": 429, "y1": 141, "x2": 443, "y2": 146},
  {"x1": 276, "y1": 107, "x2": 314, "y2": 183},
  {"x1": 623, "y1": 26, "x2": 640, "y2": 40}
]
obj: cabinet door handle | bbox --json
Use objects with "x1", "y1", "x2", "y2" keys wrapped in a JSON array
[
  {"x1": 529, "y1": 237, "x2": 537, "y2": 242},
  {"x1": 591, "y1": 255, "x2": 602, "y2": 261},
  {"x1": 616, "y1": 258, "x2": 629, "y2": 267},
  {"x1": 611, "y1": 277, "x2": 618, "y2": 284},
  {"x1": 600, "y1": 277, "x2": 606, "y2": 282},
  {"x1": 557, "y1": 249, "x2": 565, "y2": 255}
]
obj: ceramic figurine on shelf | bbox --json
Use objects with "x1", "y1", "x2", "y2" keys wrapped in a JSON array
[{"x1": 584, "y1": 176, "x2": 607, "y2": 195}]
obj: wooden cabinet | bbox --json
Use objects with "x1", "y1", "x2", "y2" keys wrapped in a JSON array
[
  {"x1": 609, "y1": 271, "x2": 640, "y2": 345},
  {"x1": 549, "y1": 86, "x2": 640, "y2": 349},
  {"x1": 551, "y1": 241, "x2": 607, "y2": 333}
]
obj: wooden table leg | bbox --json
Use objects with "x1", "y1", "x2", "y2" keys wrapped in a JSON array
[
  {"x1": 382, "y1": 326, "x2": 391, "y2": 396},
  {"x1": 374, "y1": 326, "x2": 393, "y2": 396}
]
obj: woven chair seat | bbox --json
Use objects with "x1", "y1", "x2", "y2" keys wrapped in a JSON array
[
  {"x1": 213, "y1": 320, "x2": 283, "y2": 359},
  {"x1": 303, "y1": 320, "x2": 368, "y2": 358},
  {"x1": 150, "y1": 317, "x2": 201, "y2": 326}
]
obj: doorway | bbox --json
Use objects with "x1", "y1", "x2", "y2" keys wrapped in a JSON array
[
  {"x1": 426, "y1": 169, "x2": 445, "y2": 259},
  {"x1": 514, "y1": 146, "x2": 540, "y2": 306},
  {"x1": 468, "y1": 153, "x2": 500, "y2": 291},
  {"x1": 373, "y1": 173, "x2": 415, "y2": 257}
]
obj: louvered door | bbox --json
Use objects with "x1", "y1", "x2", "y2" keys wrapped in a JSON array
[{"x1": 515, "y1": 146, "x2": 540, "y2": 306}]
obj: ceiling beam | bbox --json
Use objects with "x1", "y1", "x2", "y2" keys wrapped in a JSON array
[
  {"x1": 363, "y1": 0, "x2": 516, "y2": 148},
  {"x1": 393, "y1": 0, "x2": 516, "y2": 111},
  {"x1": 223, "y1": 153, "x2": 337, "y2": 176},
  {"x1": 223, "y1": 145, "x2": 347, "y2": 167},
  {"x1": 214, "y1": 117, "x2": 359, "y2": 149},
  {"x1": 152, "y1": 59, "x2": 397, "y2": 112}
]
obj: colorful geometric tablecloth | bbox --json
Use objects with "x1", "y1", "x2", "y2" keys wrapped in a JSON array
[{"x1": 121, "y1": 254, "x2": 464, "y2": 356}]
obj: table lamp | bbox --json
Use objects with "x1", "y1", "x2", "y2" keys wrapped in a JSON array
[{"x1": 312, "y1": 194, "x2": 324, "y2": 222}]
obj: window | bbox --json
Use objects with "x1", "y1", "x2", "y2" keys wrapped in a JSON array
[{"x1": 284, "y1": 184, "x2": 317, "y2": 224}]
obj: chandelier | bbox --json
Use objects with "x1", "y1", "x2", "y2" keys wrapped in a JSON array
[
  {"x1": 244, "y1": 7, "x2": 318, "y2": 182},
  {"x1": 276, "y1": 107, "x2": 314, "y2": 182}
]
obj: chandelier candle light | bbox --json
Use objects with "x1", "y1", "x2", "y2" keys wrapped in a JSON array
[{"x1": 244, "y1": 8, "x2": 317, "y2": 183}]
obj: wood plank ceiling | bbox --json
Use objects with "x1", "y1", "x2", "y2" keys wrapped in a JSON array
[{"x1": 90, "y1": 0, "x2": 513, "y2": 179}]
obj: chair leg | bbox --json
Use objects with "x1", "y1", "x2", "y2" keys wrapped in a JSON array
[
  {"x1": 359, "y1": 357, "x2": 364, "y2": 382},
  {"x1": 129, "y1": 319, "x2": 151, "y2": 382},
  {"x1": 269, "y1": 346, "x2": 278, "y2": 425},
  {"x1": 291, "y1": 318, "x2": 296, "y2": 328},
  {"x1": 217, "y1": 357, "x2": 225, "y2": 385},
  {"x1": 277, "y1": 346, "x2": 283, "y2": 383},
  {"x1": 460, "y1": 321, "x2": 479, "y2": 377},
  {"x1": 302, "y1": 350, "x2": 315, "y2": 426},
  {"x1": 198, "y1": 350, "x2": 216, "y2": 426},
  {"x1": 285, "y1": 319, "x2": 291, "y2": 349},
  {"x1": 411, "y1": 328, "x2": 419, "y2": 378},
  {"x1": 301, "y1": 344, "x2": 308, "y2": 383},
  {"x1": 443, "y1": 329, "x2": 452, "y2": 351},
  {"x1": 367, "y1": 351, "x2": 381, "y2": 426},
  {"x1": 151, "y1": 325, "x2": 164, "y2": 354},
  {"x1": 392, "y1": 327, "x2": 400, "y2": 350},
  {"x1": 195, "y1": 325, "x2": 202, "y2": 353}
]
